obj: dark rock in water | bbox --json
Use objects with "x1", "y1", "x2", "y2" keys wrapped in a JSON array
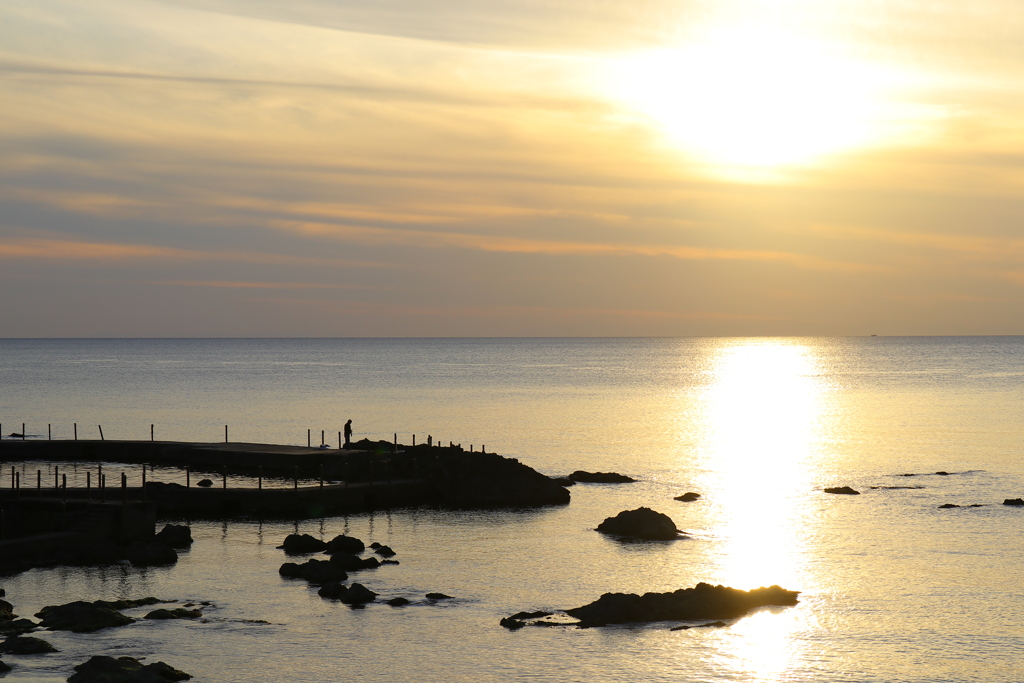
[
  {"x1": 938, "y1": 503, "x2": 960, "y2": 509},
  {"x1": 935, "y1": 471, "x2": 950, "y2": 476},
  {"x1": 35, "y1": 601, "x2": 134, "y2": 633},
  {"x1": 68, "y1": 655, "x2": 191, "y2": 683},
  {"x1": 431, "y1": 452, "x2": 570, "y2": 508},
  {"x1": 340, "y1": 583, "x2": 377, "y2": 605},
  {"x1": 278, "y1": 562, "x2": 304, "y2": 578},
  {"x1": 144, "y1": 608, "x2": 202, "y2": 620},
  {"x1": 0, "y1": 659, "x2": 10, "y2": 673},
  {"x1": 425, "y1": 593, "x2": 452, "y2": 600},
  {"x1": 0, "y1": 618, "x2": 37, "y2": 637},
  {"x1": 369, "y1": 542, "x2": 381, "y2": 549},
  {"x1": 1003, "y1": 498, "x2": 1024, "y2": 506},
  {"x1": 127, "y1": 542, "x2": 178, "y2": 567},
  {"x1": 154, "y1": 524, "x2": 193, "y2": 549},
  {"x1": 94, "y1": 598, "x2": 163, "y2": 610},
  {"x1": 381, "y1": 559, "x2": 400, "y2": 565},
  {"x1": 0, "y1": 600, "x2": 14, "y2": 621},
  {"x1": 564, "y1": 583, "x2": 800, "y2": 628},
  {"x1": 0, "y1": 590, "x2": 5, "y2": 598},
  {"x1": 824, "y1": 486, "x2": 860, "y2": 495},
  {"x1": 670, "y1": 620, "x2": 727, "y2": 631},
  {"x1": 196, "y1": 479, "x2": 214, "y2": 488},
  {"x1": 280, "y1": 534, "x2": 327, "y2": 554},
  {"x1": 596, "y1": 508, "x2": 682, "y2": 540},
  {"x1": 317, "y1": 582, "x2": 347, "y2": 599},
  {"x1": 0, "y1": 635, "x2": 58, "y2": 654},
  {"x1": 328, "y1": 553, "x2": 380, "y2": 572},
  {"x1": 280, "y1": 559, "x2": 347, "y2": 584},
  {"x1": 324, "y1": 534, "x2": 364, "y2": 554},
  {"x1": 550, "y1": 477, "x2": 575, "y2": 487},
  {"x1": 374, "y1": 545, "x2": 396, "y2": 558},
  {"x1": 386, "y1": 597, "x2": 411, "y2": 607},
  {"x1": 674, "y1": 492, "x2": 701, "y2": 502},
  {"x1": 569, "y1": 471, "x2": 636, "y2": 483},
  {"x1": 500, "y1": 610, "x2": 552, "y2": 629}
]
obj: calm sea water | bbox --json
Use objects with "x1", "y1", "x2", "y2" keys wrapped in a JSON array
[{"x1": 1, "y1": 337, "x2": 1023, "y2": 682}]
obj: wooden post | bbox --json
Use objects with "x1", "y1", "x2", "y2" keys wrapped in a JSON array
[
  {"x1": 62, "y1": 473, "x2": 67, "y2": 503},
  {"x1": 186, "y1": 467, "x2": 190, "y2": 488},
  {"x1": 121, "y1": 472, "x2": 127, "y2": 502},
  {"x1": 21, "y1": 423, "x2": 25, "y2": 441},
  {"x1": 37, "y1": 469, "x2": 41, "y2": 495},
  {"x1": 87, "y1": 471, "x2": 91, "y2": 500},
  {"x1": 151, "y1": 424, "x2": 154, "y2": 442},
  {"x1": 482, "y1": 445, "x2": 486, "y2": 454},
  {"x1": 98, "y1": 425, "x2": 104, "y2": 441},
  {"x1": 307, "y1": 429, "x2": 311, "y2": 448},
  {"x1": 48, "y1": 424, "x2": 51, "y2": 440},
  {"x1": 428, "y1": 435, "x2": 432, "y2": 447},
  {"x1": 225, "y1": 425, "x2": 228, "y2": 443},
  {"x1": 393, "y1": 433, "x2": 397, "y2": 452},
  {"x1": 258, "y1": 466, "x2": 262, "y2": 490},
  {"x1": 222, "y1": 468, "x2": 227, "y2": 489},
  {"x1": 338, "y1": 431, "x2": 342, "y2": 449},
  {"x1": 321, "y1": 430, "x2": 324, "y2": 446},
  {"x1": 54, "y1": 466, "x2": 59, "y2": 488},
  {"x1": 412, "y1": 434, "x2": 416, "y2": 447},
  {"x1": 74, "y1": 423, "x2": 77, "y2": 440},
  {"x1": 10, "y1": 466, "x2": 14, "y2": 489},
  {"x1": 142, "y1": 464, "x2": 147, "y2": 502}
]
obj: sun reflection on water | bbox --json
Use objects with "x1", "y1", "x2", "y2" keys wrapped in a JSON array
[{"x1": 696, "y1": 340, "x2": 826, "y2": 681}]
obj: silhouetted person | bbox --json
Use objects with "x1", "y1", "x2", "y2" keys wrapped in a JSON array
[{"x1": 344, "y1": 419, "x2": 353, "y2": 448}]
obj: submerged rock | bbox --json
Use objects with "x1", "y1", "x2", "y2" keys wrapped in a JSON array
[
  {"x1": 674, "y1": 492, "x2": 701, "y2": 502},
  {"x1": 1003, "y1": 498, "x2": 1024, "y2": 506},
  {"x1": 425, "y1": 593, "x2": 452, "y2": 600},
  {"x1": 328, "y1": 553, "x2": 380, "y2": 572},
  {"x1": 386, "y1": 597, "x2": 411, "y2": 607},
  {"x1": 279, "y1": 559, "x2": 347, "y2": 584},
  {"x1": 373, "y1": 545, "x2": 396, "y2": 558},
  {"x1": 823, "y1": 486, "x2": 860, "y2": 495},
  {"x1": 568, "y1": 471, "x2": 636, "y2": 483},
  {"x1": 0, "y1": 635, "x2": 58, "y2": 654},
  {"x1": 0, "y1": 619, "x2": 38, "y2": 637},
  {"x1": 324, "y1": 534, "x2": 365, "y2": 554},
  {"x1": 564, "y1": 583, "x2": 800, "y2": 628},
  {"x1": 144, "y1": 608, "x2": 202, "y2": 620},
  {"x1": 196, "y1": 479, "x2": 213, "y2": 488},
  {"x1": 596, "y1": 508, "x2": 683, "y2": 540},
  {"x1": 68, "y1": 655, "x2": 191, "y2": 683},
  {"x1": 35, "y1": 601, "x2": 134, "y2": 633}
]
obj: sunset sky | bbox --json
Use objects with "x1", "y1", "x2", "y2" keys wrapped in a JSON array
[{"x1": 3, "y1": 0, "x2": 1024, "y2": 336}]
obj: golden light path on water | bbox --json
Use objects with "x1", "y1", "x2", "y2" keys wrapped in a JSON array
[{"x1": 694, "y1": 340, "x2": 827, "y2": 681}]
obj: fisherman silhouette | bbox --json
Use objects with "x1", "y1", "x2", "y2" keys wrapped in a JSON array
[{"x1": 343, "y1": 419, "x2": 353, "y2": 448}]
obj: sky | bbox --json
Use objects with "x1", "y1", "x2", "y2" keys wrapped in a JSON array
[{"x1": 2, "y1": 0, "x2": 1024, "y2": 336}]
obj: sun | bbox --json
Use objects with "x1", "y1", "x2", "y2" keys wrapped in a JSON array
[{"x1": 611, "y1": 26, "x2": 891, "y2": 172}]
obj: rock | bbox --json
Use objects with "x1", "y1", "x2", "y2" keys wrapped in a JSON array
[
  {"x1": 35, "y1": 601, "x2": 134, "y2": 633},
  {"x1": 563, "y1": 583, "x2": 800, "y2": 627},
  {"x1": 674, "y1": 492, "x2": 701, "y2": 502},
  {"x1": 568, "y1": 471, "x2": 636, "y2": 483},
  {"x1": 670, "y1": 620, "x2": 727, "y2": 631},
  {"x1": 0, "y1": 659, "x2": 10, "y2": 673},
  {"x1": 317, "y1": 582, "x2": 347, "y2": 599},
  {"x1": 935, "y1": 471, "x2": 950, "y2": 476},
  {"x1": 324, "y1": 535, "x2": 365, "y2": 554},
  {"x1": 823, "y1": 486, "x2": 860, "y2": 495},
  {"x1": 68, "y1": 655, "x2": 191, "y2": 683},
  {"x1": 196, "y1": 479, "x2": 213, "y2": 488},
  {"x1": 386, "y1": 597, "x2": 411, "y2": 607},
  {"x1": 300, "y1": 559, "x2": 348, "y2": 585},
  {"x1": 1003, "y1": 498, "x2": 1024, "y2": 506},
  {"x1": 0, "y1": 600, "x2": 13, "y2": 621},
  {"x1": 328, "y1": 553, "x2": 380, "y2": 572},
  {"x1": 431, "y1": 452, "x2": 570, "y2": 508},
  {"x1": 154, "y1": 525, "x2": 193, "y2": 549},
  {"x1": 94, "y1": 598, "x2": 163, "y2": 610},
  {"x1": 374, "y1": 545, "x2": 396, "y2": 558},
  {"x1": 144, "y1": 608, "x2": 202, "y2": 620},
  {"x1": 499, "y1": 611, "x2": 551, "y2": 631},
  {"x1": 550, "y1": 477, "x2": 575, "y2": 487},
  {"x1": 278, "y1": 562, "x2": 305, "y2": 578},
  {"x1": 369, "y1": 542, "x2": 381, "y2": 549},
  {"x1": 425, "y1": 593, "x2": 452, "y2": 600},
  {"x1": 279, "y1": 534, "x2": 327, "y2": 554},
  {"x1": 0, "y1": 618, "x2": 38, "y2": 637},
  {"x1": 127, "y1": 542, "x2": 178, "y2": 567},
  {"x1": 938, "y1": 503, "x2": 960, "y2": 509},
  {"x1": 0, "y1": 635, "x2": 58, "y2": 654},
  {"x1": 596, "y1": 508, "x2": 682, "y2": 540},
  {"x1": 381, "y1": 559, "x2": 400, "y2": 566},
  {"x1": 339, "y1": 583, "x2": 377, "y2": 605}
]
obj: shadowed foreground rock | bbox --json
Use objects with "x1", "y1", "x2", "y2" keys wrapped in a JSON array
[
  {"x1": 68, "y1": 655, "x2": 191, "y2": 683},
  {"x1": 432, "y1": 452, "x2": 570, "y2": 507},
  {"x1": 0, "y1": 634, "x2": 58, "y2": 654},
  {"x1": 596, "y1": 507, "x2": 683, "y2": 540},
  {"x1": 565, "y1": 583, "x2": 799, "y2": 627},
  {"x1": 154, "y1": 524, "x2": 193, "y2": 549}
]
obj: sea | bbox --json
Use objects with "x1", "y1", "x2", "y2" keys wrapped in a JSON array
[{"x1": 0, "y1": 337, "x2": 1022, "y2": 682}]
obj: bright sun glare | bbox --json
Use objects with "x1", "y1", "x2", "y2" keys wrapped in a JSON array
[{"x1": 613, "y1": 27, "x2": 892, "y2": 171}]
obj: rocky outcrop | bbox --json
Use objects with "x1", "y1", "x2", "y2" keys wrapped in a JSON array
[
  {"x1": 196, "y1": 479, "x2": 213, "y2": 488},
  {"x1": 317, "y1": 582, "x2": 377, "y2": 604},
  {"x1": 386, "y1": 597, "x2": 411, "y2": 606},
  {"x1": 0, "y1": 635, "x2": 58, "y2": 654},
  {"x1": 68, "y1": 655, "x2": 191, "y2": 683},
  {"x1": 560, "y1": 583, "x2": 799, "y2": 628},
  {"x1": 823, "y1": 486, "x2": 860, "y2": 495},
  {"x1": 1003, "y1": 498, "x2": 1024, "y2": 506},
  {"x1": 279, "y1": 559, "x2": 347, "y2": 584},
  {"x1": 425, "y1": 593, "x2": 452, "y2": 600},
  {"x1": 279, "y1": 534, "x2": 327, "y2": 554},
  {"x1": 430, "y1": 452, "x2": 570, "y2": 508},
  {"x1": 35, "y1": 601, "x2": 134, "y2": 633},
  {"x1": 373, "y1": 545, "x2": 396, "y2": 558},
  {"x1": 144, "y1": 608, "x2": 202, "y2": 620},
  {"x1": 596, "y1": 508, "x2": 683, "y2": 540},
  {"x1": 0, "y1": 618, "x2": 37, "y2": 637},
  {"x1": 154, "y1": 525, "x2": 193, "y2": 549},
  {"x1": 568, "y1": 471, "x2": 636, "y2": 483},
  {"x1": 328, "y1": 553, "x2": 380, "y2": 572},
  {"x1": 674, "y1": 492, "x2": 701, "y2": 502},
  {"x1": 324, "y1": 535, "x2": 364, "y2": 554}
]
